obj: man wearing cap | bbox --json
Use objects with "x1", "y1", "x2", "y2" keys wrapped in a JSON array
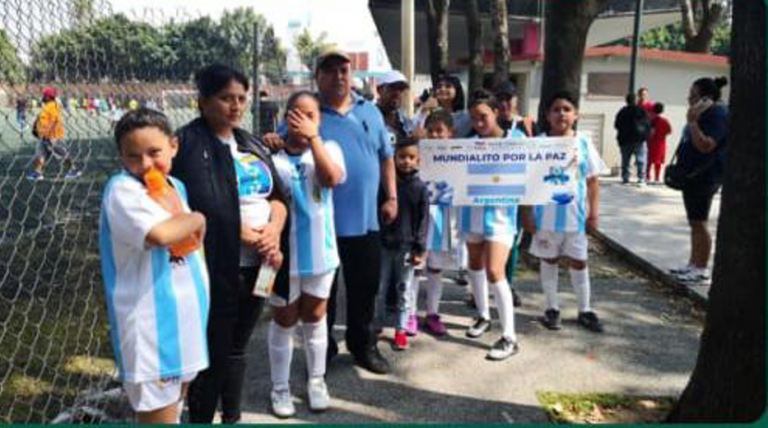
[
  {"x1": 27, "y1": 86, "x2": 80, "y2": 181},
  {"x1": 376, "y1": 70, "x2": 414, "y2": 141},
  {"x1": 316, "y1": 50, "x2": 397, "y2": 374}
]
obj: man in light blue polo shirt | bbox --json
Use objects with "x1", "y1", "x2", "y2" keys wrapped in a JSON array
[{"x1": 316, "y1": 50, "x2": 397, "y2": 375}]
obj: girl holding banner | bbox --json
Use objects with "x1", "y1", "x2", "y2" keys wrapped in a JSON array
[{"x1": 460, "y1": 92, "x2": 521, "y2": 361}]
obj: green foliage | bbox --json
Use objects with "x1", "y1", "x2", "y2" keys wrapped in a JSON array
[
  {"x1": 610, "y1": 22, "x2": 731, "y2": 56},
  {"x1": 294, "y1": 28, "x2": 335, "y2": 73},
  {"x1": 28, "y1": 9, "x2": 287, "y2": 83},
  {"x1": 219, "y1": 8, "x2": 287, "y2": 84},
  {"x1": 0, "y1": 30, "x2": 25, "y2": 84}
]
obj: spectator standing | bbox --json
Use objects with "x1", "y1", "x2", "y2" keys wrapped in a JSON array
[
  {"x1": 647, "y1": 103, "x2": 672, "y2": 184},
  {"x1": 669, "y1": 77, "x2": 729, "y2": 283},
  {"x1": 315, "y1": 50, "x2": 398, "y2": 375},
  {"x1": 614, "y1": 93, "x2": 652, "y2": 185}
]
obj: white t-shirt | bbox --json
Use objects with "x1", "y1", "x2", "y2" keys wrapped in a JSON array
[
  {"x1": 534, "y1": 133, "x2": 607, "y2": 233},
  {"x1": 273, "y1": 141, "x2": 346, "y2": 277},
  {"x1": 99, "y1": 171, "x2": 210, "y2": 383},
  {"x1": 220, "y1": 135, "x2": 274, "y2": 267}
]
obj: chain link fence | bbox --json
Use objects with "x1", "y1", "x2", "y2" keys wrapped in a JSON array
[{"x1": 0, "y1": 1, "x2": 294, "y2": 422}]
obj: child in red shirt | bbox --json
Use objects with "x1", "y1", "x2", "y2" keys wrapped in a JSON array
[{"x1": 647, "y1": 103, "x2": 672, "y2": 184}]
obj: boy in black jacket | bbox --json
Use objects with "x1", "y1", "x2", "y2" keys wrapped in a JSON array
[{"x1": 375, "y1": 136, "x2": 429, "y2": 350}]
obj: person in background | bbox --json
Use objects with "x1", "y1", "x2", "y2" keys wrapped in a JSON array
[
  {"x1": 376, "y1": 70, "x2": 415, "y2": 140},
  {"x1": 669, "y1": 77, "x2": 729, "y2": 284},
  {"x1": 614, "y1": 93, "x2": 651, "y2": 186},
  {"x1": 637, "y1": 87, "x2": 656, "y2": 117},
  {"x1": 16, "y1": 95, "x2": 28, "y2": 130},
  {"x1": 647, "y1": 103, "x2": 672, "y2": 184},
  {"x1": 27, "y1": 86, "x2": 81, "y2": 181}
]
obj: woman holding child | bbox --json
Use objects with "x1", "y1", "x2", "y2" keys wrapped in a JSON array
[{"x1": 172, "y1": 64, "x2": 290, "y2": 424}]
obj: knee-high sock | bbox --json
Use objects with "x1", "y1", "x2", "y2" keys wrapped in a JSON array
[
  {"x1": 410, "y1": 274, "x2": 421, "y2": 316},
  {"x1": 468, "y1": 269, "x2": 490, "y2": 320},
  {"x1": 490, "y1": 279, "x2": 517, "y2": 341},
  {"x1": 268, "y1": 321, "x2": 295, "y2": 391},
  {"x1": 540, "y1": 260, "x2": 560, "y2": 310},
  {"x1": 570, "y1": 267, "x2": 592, "y2": 313},
  {"x1": 426, "y1": 271, "x2": 444, "y2": 315},
  {"x1": 301, "y1": 317, "x2": 328, "y2": 379}
]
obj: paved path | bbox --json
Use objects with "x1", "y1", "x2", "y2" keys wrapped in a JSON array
[
  {"x1": 239, "y1": 245, "x2": 703, "y2": 423},
  {"x1": 594, "y1": 176, "x2": 720, "y2": 303}
]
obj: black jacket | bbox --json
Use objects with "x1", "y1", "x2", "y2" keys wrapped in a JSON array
[
  {"x1": 379, "y1": 171, "x2": 429, "y2": 254},
  {"x1": 172, "y1": 118, "x2": 291, "y2": 316},
  {"x1": 614, "y1": 104, "x2": 651, "y2": 146}
]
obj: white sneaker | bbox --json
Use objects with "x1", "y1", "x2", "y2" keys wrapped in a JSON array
[
  {"x1": 669, "y1": 265, "x2": 694, "y2": 275},
  {"x1": 486, "y1": 337, "x2": 520, "y2": 361},
  {"x1": 675, "y1": 268, "x2": 710, "y2": 283},
  {"x1": 307, "y1": 377, "x2": 330, "y2": 412},
  {"x1": 271, "y1": 388, "x2": 295, "y2": 419}
]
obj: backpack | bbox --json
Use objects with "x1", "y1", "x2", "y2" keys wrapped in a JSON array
[{"x1": 31, "y1": 115, "x2": 40, "y2": 138}]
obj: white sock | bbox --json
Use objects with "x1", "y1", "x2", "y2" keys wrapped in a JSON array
[
  {"x1": 468, "y1": 269, "x2": 490, "y2": 320},
  {"x1": 410, "y1": 274, "x2": 421, "y2": 316},
  {"x1": 426, "y1": 271, "x2": 444, "y2": 315},
  {"x1": 570, "y1": 267, "x2": 592, "y2": 313},
  {"x1": 268, "y1": 321, "x2": 295, "y2": 391},
  {"x1": 176, "y1": 399, "x2": 184, "y2": 423},
  {"x1": 540, "y1": 261, "x2": 560, "y2": 311},
  {"x1": 301, "y1": 317, "x2": 328, "y2": 379},
  {"x1": 490, "y1": 280, "x2": 517, "y2": 341}
]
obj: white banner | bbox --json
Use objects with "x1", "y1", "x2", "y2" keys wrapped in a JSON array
[{"x1": 419, "y1": 137, "x2": 580, "y2": 206}]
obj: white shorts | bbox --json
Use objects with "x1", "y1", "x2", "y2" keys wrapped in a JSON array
[
  {"x1": 463, "y1": 232, "x2": 515, "y2": 249},
  {"x1": 529, "y1": 231, "x2": 588, "y2": 261},
  {"x1": 124, "y1": 372, "x2": 196, "y2": 412},
  {"x1": 269, "y1": 270, "x2": 335, "y2": 307}
]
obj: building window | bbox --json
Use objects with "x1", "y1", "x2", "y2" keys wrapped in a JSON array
[{"x1": 588, "y1": 72, "x2": 629, "y2": 97}]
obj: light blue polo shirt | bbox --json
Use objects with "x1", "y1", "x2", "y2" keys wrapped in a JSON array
[{"x1": 320, "y1": 94, "x2": 393, "y2": 237}]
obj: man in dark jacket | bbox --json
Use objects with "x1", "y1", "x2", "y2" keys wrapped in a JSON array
[{"x1": 614, "y1": 93, "x2": 652, "y2": 185}]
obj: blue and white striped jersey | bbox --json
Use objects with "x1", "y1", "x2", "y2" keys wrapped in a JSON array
[
  {"x1": 274, "y1": 141, "x2": 347, "y2": 277},
  {"x1": 535, "y1": 133, "x2": 605, "y2": 233},
  {"x1": 100, "y1": 171, "x2": 210, "y2": 383},
  {"x1": 458, "y1": 128, "x2": 525, "y2": 237}
]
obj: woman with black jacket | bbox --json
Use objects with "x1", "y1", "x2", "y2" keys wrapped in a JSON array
[{"x1": 171, "y1": 64, "x2": 290, "y2": 423}]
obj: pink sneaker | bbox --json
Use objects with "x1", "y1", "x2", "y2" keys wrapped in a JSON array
[
  {"x1": 405, "y1": 314, "x2": 419, "y2": 337},
  {"x1": 424, "y1": 314, "x2": 447, "y2": 336}
]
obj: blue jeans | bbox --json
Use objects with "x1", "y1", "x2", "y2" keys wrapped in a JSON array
[
  {"x1": 375, "y1": 247, "x2": 415, "y2": 332},
  {"x1": 620, "y1": 142, "x2": 648, "y2": 183}
]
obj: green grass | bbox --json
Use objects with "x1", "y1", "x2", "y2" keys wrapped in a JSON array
[{"x1": 537, "y1": 391, "x2": 675, "y2": 423}]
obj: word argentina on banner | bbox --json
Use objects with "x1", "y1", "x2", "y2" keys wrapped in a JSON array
[{"x1": 419, "y1": 137, "x2": 580, "y2": 206}]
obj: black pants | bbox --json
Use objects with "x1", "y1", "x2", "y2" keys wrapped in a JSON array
[
  {"x1": 188, "y1": 267, "x2": 265, "y2": 423},
  {"x1": 327, "y1": 232, "x2": 382, "y2": 357}
]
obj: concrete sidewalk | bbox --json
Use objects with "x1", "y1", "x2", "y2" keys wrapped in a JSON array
[
  {"x1": 239, "y1": 246, "x2": 703, "y2": 423},
  {"x1": 593, "y1": 176, "x2": 721, "y2": 305}
]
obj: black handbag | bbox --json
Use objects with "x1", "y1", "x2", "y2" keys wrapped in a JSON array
[{"x1": 664, "y1": 146, "x2": 718, "y2": 191}]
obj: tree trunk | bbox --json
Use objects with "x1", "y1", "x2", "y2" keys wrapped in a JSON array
[
  {"x1": 464, "y1": 0, "x2": 483, "y2": 97},
  {"x1": 679, "y1": 0, "x2": 726, "y2": 53},
  {"x1": 490, "y1": 0, "x2": 510, "y2": 88},
  {"x1": 667, "y1": 0, "x2": 765, "y2": 421},
  {"x1": 538, "y1": 0, "x2": 608, "y2": 128},
  {"x1": 426, "y1": 0, "x2": 451, "y2": 86}
]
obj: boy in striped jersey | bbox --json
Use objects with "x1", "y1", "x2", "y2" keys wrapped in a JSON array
[
  {"x1": 528, "y1": 91, "x2": 605, "y2": 333},
  {"x1": 100, "y1": 109, "x2": 209, "y2": 423},
  {"x1": 268, "y1": 91, "x2": 346, "y2": 417}
]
